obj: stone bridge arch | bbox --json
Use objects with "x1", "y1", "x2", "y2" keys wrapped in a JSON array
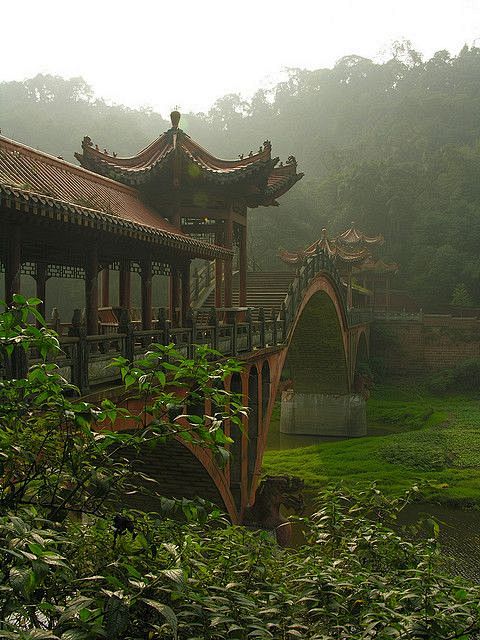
[
  {"x1": 277, "y1": 273, "x2": 366, "y2": 438},
  {"x1": 110, "y1": 272, "x2": 369, "y2": 523}
]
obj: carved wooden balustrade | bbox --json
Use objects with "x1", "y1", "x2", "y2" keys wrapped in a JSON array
[{"x1": 1, "y1": 248, "x2": 372, "y2": 392}]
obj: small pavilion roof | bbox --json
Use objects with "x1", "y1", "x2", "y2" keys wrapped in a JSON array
[
  {"x1": 336, "y1": 222, "x2": 384, "y2": 247},
  {"x1": 279, "y1": 229, "x2": 370, "y2": 266},
  {"x1": 354, "y1": 257, "x2": 399, "y2": 274},
  {"x1": 75, "y1": 111, "x2": 304, "y2": 207},
  {"x1": 0, "y1": 135, "x2": 231, "y2": 259}
]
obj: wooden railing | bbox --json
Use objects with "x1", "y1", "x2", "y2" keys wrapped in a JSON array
[
  {"x1": 3, "y1": 248, "x2": 373, "y2": 391},
  {"x1": 280, "y1": 246, "x2": 373, "y2": 327}
]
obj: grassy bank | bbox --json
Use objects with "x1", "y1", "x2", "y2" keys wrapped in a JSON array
[{"x1": 262, "y1": 381, "x2": 480, "y2": 506}]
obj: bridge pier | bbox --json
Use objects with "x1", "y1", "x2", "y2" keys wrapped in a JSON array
[{"x1": 279, "y1": 390, "x2": 366, "y2": 438}]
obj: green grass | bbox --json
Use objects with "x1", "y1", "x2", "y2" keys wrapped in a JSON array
[{"x1": 263, "y1": 382, "x2": 480, "y2": 506}]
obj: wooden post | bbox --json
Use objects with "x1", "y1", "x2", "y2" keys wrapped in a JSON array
[
  {"x1": 141, "y1": 258, "x2": 153, "y2": 330},
  {"x1": 224, "y1": 214, "x2": 234, "y2": 308},
  {"x1": 181, "y1": 261, "x2": 191, "y2": 326},
  {"x1": 215, "y1": 259, "x2": 223, "y2": 308},
  {"x1": 239, "y1": 224, "x2": 247, "y2": 307},
  {"x1": 101, "y1": 268, "x2": 110, "y2": 307},
  {"x1": 5, "y1": 225, "x2": 21, "y2": 304},
  {"x1": 35, "y1": 262, "x2": 47, "y2": 322},
  {"x1": 215, "y1": 228, "x2": 224, "y2": 308},
  {"x1": 85, "y1": 244, "x2": 99, "y2": 336},
  {"x1": 169, "y1": 265, "x2": 181, "y2": 325},
  {"x1": 119, "y1": 259, "x2": 131, "y2": 310},
  {"x1": 171, "y1": 200, "x2": 181, "y2": 229},
  {"x1": 69, "y1": 308, "x2": 89, "y2": 393}
]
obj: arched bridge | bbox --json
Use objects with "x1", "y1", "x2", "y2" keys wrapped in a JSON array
[
  {"x1": 76, "y1": 251, "x2": 368, "y2": 522},
  {"x1": 14, "y1": 250, "x2": 371, "y2": 525}
]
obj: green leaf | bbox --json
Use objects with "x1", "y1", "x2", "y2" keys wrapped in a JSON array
[
  {"x1": 124, "y1": 374, "x2": 135, "y2": 388},
  {"x1": 141, "y1": 599, "x2": 178, "y2": 639},
  {"x1": 104, "y1": 595, "x2": 130, "y2": 639},
  {"x1": 10, "y1": 566, "x2": 36, "y2": 597},
  {"x1": 61, "y1": 631, "x2": 90, "y2": 640}
]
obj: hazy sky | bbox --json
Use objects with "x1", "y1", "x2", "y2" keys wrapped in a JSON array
[{"x1": 2, "y1": 0, "x2": 479, "y2": 114}]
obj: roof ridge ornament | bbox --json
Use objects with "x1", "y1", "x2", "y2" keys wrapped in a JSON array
[{"x1": 170, "y1": 108, "x2": 181, "y2": 130}]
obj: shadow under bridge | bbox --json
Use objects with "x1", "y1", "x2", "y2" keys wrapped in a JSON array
[{"x1": 278, "y1": 275, "x2": 367, "y2": 438}]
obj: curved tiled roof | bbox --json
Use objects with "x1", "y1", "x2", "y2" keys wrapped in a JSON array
[
  {"x1": 336, "y1": 222, "x2": 384, "y2": 247},
  {"x1": 0, "y1": 135, "x2": 231, "y2": 259},
  {"x1": 354, "y1": 258, "x2": 399, "y2": 274},
  {"x1": 75, "y1": 112, "x2": 304, "y2": 207},
  {"x1": 279, "y1": 228, "x2": 370, "y2": 266}
]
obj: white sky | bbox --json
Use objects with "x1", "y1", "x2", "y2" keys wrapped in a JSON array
[{"x1": 1, "y1": 0, "x2": 479, "y2": 115}]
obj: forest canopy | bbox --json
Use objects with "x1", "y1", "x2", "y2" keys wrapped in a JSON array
[{"x1": 2, "y1": 42, "x2": 480, "y2": 307}]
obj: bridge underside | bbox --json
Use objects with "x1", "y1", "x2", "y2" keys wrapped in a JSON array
[{"x1": 279, "y1": 283, "x2": 367, "y2": 438}]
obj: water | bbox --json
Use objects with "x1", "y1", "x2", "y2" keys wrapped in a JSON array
[{"x1": 399, "y1": 503, "x2": 480, "y2": 582}]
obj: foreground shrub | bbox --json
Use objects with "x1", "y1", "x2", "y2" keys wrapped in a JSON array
[
  {"x1": 2, "y1": 299, "x2": 480, "y2": 639},
  {"x1": 2, "y1": 486, "x2": 480, "y2": 639}
]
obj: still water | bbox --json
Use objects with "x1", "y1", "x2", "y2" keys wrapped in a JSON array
[{"x1": 399, "y1": 503, "x2": 480, "y2": 582}]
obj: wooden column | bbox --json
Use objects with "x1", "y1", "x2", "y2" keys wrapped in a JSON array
[
  {"x1": 215, "y1": 259, "x2": 223, "y2": 307},
  {"x1": 35, "y1": 262, "x2": 47, "y2": 321},
  {"x1": 224, "y1": 214, "x2": 234, "y2": 308},
  {"x1": 239, "y1": 224, "x2": 247, "y2": 307},
  {"x1": 119, "y1": 259, "x2": 131, "y2": 310},
  {"x1": 141, "y1": 258, "x2": 153, "y2": 330},
  {"x1": 5, "y1": 225, "x2": 21, "y2": 304},
  {"x1": 181, "y1": 261, "x2": 191, "y2": 325},
  {"x1": 215, "y1": 227, "x2": 224, "y2": 308},
  {"x1": 85, "y1": 244, "x2": 99, "y2": 335},
  {"x1": 101, "y1": 268, "x2": 110, "y2": 307},
  {"x1": 172, "y1": 206, "x2": 181, "y2": 229},
  {"x1": 169, "y1": 266, "x2": 181, "y2": 325}
]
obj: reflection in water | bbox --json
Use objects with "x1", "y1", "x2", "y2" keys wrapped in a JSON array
[
  {"x1": 267, "y1": 430, "x2": 341, "y2": 450},
  {"x1": 266, "y1": 406, "x2": 345, "y2": 451}
]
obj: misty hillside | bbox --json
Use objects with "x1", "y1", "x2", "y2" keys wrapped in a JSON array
[{"x1": 2, "y1": 42, "x2": 480, "y2": 307}]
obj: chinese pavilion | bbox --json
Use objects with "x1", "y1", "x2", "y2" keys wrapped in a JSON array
[
  {"x1": 75, "y1": 110, "x2": 303, "y2": 313},
  {"x1": 279, "y1": 223, "x2": 398, "y2": 310},
  {"x1": 0, "y1": 111, "x2": 303, "y2": 332}
]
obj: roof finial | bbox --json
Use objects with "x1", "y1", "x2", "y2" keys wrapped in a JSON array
[{"x1": 170, "y1": 107, "x2": 181, "y2": 129}]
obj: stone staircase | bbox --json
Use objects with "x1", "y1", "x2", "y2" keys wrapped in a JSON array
[{"x1": 201, "y1": 271, "x2": 295, "y2": 320}]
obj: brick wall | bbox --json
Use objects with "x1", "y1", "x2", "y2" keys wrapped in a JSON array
[{"x1": 371, "y1": 315, "x2": 480, "y2": 376}]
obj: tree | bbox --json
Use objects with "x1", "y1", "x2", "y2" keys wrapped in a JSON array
[{"x1": 451, "y1": 282, "x2": 474, "y2": 308}]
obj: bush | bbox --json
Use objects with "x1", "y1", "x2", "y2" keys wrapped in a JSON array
[
  {"x1": 2, "y1": 299, "x2": 480, "y2": 639},
  {"x1": 427, "y1": 358, "x2": 480, "y2": 394}
]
